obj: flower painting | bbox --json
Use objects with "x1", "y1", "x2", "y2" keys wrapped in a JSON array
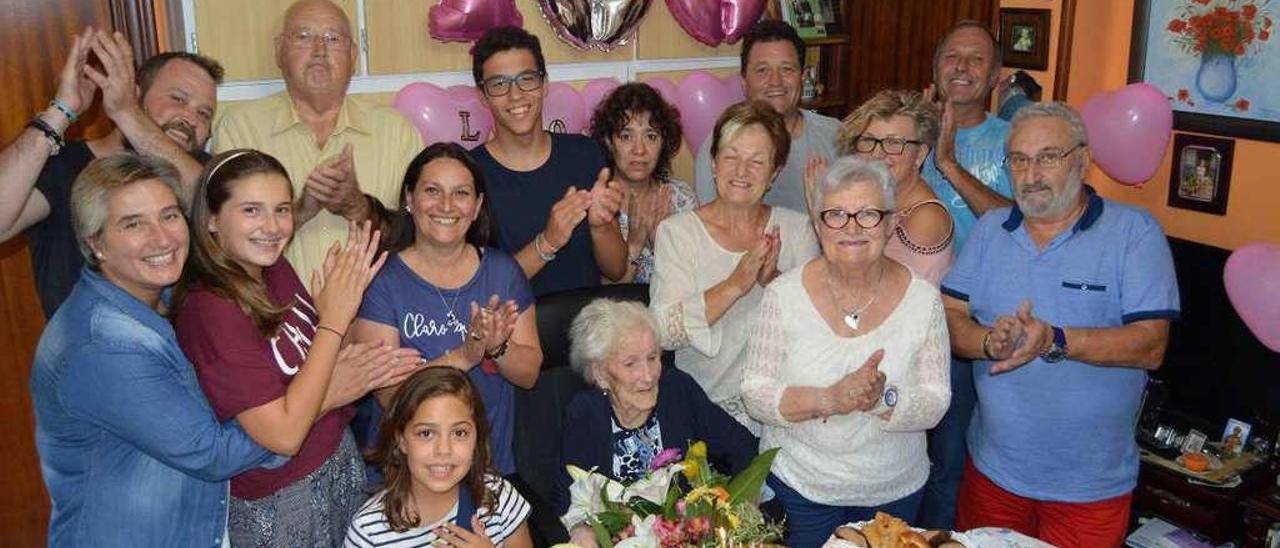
[{"x1": 1130, "y1": 0, "x2": 1280, "y2": 142}]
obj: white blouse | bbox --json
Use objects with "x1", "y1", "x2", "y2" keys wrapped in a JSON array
[
  {"x1": 649, "y1": 206, "x2": 819, "y2": 435},
  {"x1": 741, "y1": 266, "x2": 951, "y2": 506}
]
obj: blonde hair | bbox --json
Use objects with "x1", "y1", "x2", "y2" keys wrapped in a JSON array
[
  {"x1": 70, "y1": 154, "x2": 183, "y2": 268},
  {"x1": 709, "y1": 100, "x2": 791, "y2": 172},
  {"x1": 837, "y1": 90, "x2": 939, "y2": 155}
]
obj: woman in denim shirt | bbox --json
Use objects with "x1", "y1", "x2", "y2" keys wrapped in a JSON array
[{"x1": 30, "y1": 155, "x2": 285, "y2": 548}]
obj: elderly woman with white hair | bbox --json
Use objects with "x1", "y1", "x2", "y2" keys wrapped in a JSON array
[
  {"x1": 741, "y1": 157, "x2": 951, "y2": 547},
  {"x1": 553, "y1": 298, "x2": 757, "y2": 544}
]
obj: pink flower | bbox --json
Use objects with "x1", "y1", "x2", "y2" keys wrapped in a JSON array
[{"x1": 649, "y1": 447, "x2": 683, "y2": 470}]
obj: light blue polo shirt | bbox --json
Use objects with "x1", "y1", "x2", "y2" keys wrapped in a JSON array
[
  {"x1": 923, "y1": 114, "x2": 1013, "y2": 250},
  {"x1": 940, "y1": 186, "x2": 1179, "y2": 502}
]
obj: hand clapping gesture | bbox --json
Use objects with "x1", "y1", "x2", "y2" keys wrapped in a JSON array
[
  {"x1": 827, "y1": 349, "x2": 887, "y2": 415},
  {"x1": 727, "y1": 225, "x2": 782, "y2": 293},
  {"x1": 461, "y1": 294, "x2": 520, "y2": 365},
  {"x1": 305, "y1": 144, "x2": 366, "y2": 219},
  {"x1": 587, "y1": 168, "x2": 625, "y2": 228},
  {"x1": 625, "y1": 184, "x2": 673, "y2": 253},
  {"x1": 311, "y1": 220, "x2": 388, "y2": 333},
  {"x1": 434, "y1": 516, "x2": 497, "y2": 547},
  {"x1": 543, "y1": 186, "x2": 592, "y2": 250},
  {"x1": 988, "y1": 299, "x2": 1053, "y2": 374},
  {"x1": 48, "y1": 28, "x2": 98, "y2": 128}
]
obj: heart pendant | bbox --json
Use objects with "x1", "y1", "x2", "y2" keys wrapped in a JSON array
[{"x1": 843, "y1": 313, "x2": 859, "y2": 331}]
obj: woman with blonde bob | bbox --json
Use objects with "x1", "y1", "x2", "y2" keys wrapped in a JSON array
[{"x1": 824, "y1": 89, "x2": 954, "y2": 285}]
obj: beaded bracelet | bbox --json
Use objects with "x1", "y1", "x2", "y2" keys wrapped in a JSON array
[
  {"x1": 27, "y1": 117, "x2": 63, "y2": 156},
  {"x1": 533, "y1": 232, "x2": 557, "y2": 261},
  {"x1": 49, "y1": 99, "x2": 79, "y2": 123}
]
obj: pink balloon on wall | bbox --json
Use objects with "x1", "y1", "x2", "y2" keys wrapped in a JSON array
[
  {"x1": 543, "y1": 82, "x2": 587, "y2": 134},
  {"x1": 1224, "y1": 242, "x2": 1280, "y2": 352},
  {"x1": 1080, "y1": 83, "x2": 1173, "y2": 186},
  {"x1": 393, "y1": 82, "x2": 493, "y2": 150},
  {"x1": 428, "y1": 0, "x2": 523, "y2": 43},
  {"x1": 677, "y1": 71, "x2": 746, "y2": 153},
  {"x1": 581, "y1": 78, "x2": 621, "y2": 120},
  {"x1": 665, "y1": 0, "x2": 767, "y2": 46},
  {"x1": 643, "y1": 77, "x2": 679, "y2": 108}
]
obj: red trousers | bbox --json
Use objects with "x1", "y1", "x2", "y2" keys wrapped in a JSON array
[{"x1": 956, "y1": 459, "x2": 1131, "y2": 548}]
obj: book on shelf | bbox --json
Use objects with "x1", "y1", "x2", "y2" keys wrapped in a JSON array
[{"x1": 779, "y1": 0, "x2": 827, "y2": 38}]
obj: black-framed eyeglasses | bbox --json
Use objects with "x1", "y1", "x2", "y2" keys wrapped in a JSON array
[
  {"x1": 851, "y1": 135, "x2": 924, "y2": 156},
  {"x1": 818, "y1": 207, "x2": 892, "y2": 230},
  {"x1": 481, "y1": 70, "x2": 545, "y2": 97},
  {"x1": 1004, "y1": 143, "x2": 1084, "y2": 171},
  {"x1": 284, "y1": 29, "x2": 350, "y2": 49}
]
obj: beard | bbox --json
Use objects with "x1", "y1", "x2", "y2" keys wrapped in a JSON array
[
  {"x1": 158, "y1": 119, "x2": 199, "y2": 153},
  {"x1": 1016, "y1": 175, "x2": 1083, "y2": 220}
]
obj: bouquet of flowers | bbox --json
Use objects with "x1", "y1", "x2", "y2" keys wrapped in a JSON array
[
  {"x1": 1166, "y1": 0, "x2": 1272, "y2": 58},
  {"x1": 560, "y1": 441, "x2": 784, "y2": 547}
]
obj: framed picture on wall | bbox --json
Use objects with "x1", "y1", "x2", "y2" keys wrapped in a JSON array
[
  {"x1": 1129, "y1": 0, "x2": 1280, "y2": 143},
  {"x1": 999, "y1": 8, "x2": 1051, "y2": 70},
  {"x1": 1167, "y1": 133, "x2": 1234, "y2": 215}
]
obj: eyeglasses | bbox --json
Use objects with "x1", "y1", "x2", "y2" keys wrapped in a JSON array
[
  {"x1": 283, "y1": 29, "x2": 351, "y2": 49},
  {"x1": 850, "y1": 135, "x2": 924, "y2": 156},
  {"x1": 481, "y1": 70, "x2": 545, "y2": 98},
  {"x1": 818, "y1": 207, "x2": 892, "y2": 230},
  {"x1": 1004, "y1": 143, "x2": 1084, "y2": 171}
]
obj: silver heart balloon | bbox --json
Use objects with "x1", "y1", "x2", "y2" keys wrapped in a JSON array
[{"x1": 537, "y1": 0, "x2": 654, "y2": 51}]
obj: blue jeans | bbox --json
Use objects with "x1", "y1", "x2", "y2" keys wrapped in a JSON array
[
  {"x1": 919, "y1": 357, "x2": 976, "y2": 530},
  {"x1": 768, "y1": 474, "x2": 924, "y2": 548}
]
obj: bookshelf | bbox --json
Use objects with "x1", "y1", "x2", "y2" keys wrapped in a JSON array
[{"x1": 769, "y1": 0, "x2": 852, "y2": 118}]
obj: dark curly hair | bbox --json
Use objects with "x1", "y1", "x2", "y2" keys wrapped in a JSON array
[{"x1": 588, "y1": 83, "x2": 683, "y2": 183}]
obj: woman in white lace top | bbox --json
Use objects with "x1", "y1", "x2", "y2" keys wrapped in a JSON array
[
  {"x1": 650, "y1": 101, "x2": 819, "y2": 436},
  {"x1": 741, "y1": 157, "x2": 950, "y2": 547}
]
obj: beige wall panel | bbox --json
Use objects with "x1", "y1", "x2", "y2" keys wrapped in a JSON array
[
  {"x1": 636, "y1": 1, "x2": 739, "y2": 60},
  {"x1": 195, "y1": 0, "x2": 359, "y2": 82},
  {"x1": 365, "y1": 0, "x2": 631, "y2": 75}
]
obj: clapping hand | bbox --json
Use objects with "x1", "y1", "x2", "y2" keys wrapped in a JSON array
[
  {"x1": 587, "y1": 168, "x2": 625, "y2": 227},
  {"x1": 305, "y1": 144, "x2": 366, "y2": 219},
  {"x1": 756, "y1": 225, "x2": 781, "y2": 286},
  {"x1": 803, "y1": 154, "x2": 828, "y2": 217},
  {"x1": 434, "y1": 516, "x2": 496, "y2": 547},
  {"x1": 324, "y1": 341, "x2": 423, "y2": 409},
  {"x1": 83, "y1": 30, "x2": 141, "y2": 124},
  {"x1": 989, "y1": 300, "x2": 1052, "y2": 374},
  {"x1": 543, "y1": 186, "x2": 593, "y2": 250},
  {"x1": 311, "y1": 220, "x2": 387, "y2": 332},
  {"x1": 625, "y1": 184, "x2": 673, "y2": 251},
  {"x1": 828, "y1": 349, "x2": 887, "y2": 415},
  {"x1": 50, "y1": 28, "x2": 97, "y2": 127},
  {"x1": 462, "y1": 294, "x2": 519, "y2": 365}
]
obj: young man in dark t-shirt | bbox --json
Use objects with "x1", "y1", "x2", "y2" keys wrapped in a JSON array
[{"x1": 469, "y1": 26, "x2": 627, "y2": 296}]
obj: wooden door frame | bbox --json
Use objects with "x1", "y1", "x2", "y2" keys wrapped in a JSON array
[
  {"x1": 1053, "y1": 0, "x2": 1077, "y2": 101},
  {"x1": 108, "y1": 0, "x2": 160, "y2": 62}
]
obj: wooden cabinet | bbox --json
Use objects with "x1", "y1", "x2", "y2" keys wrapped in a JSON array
[
  {"x1": 1133, "y1": 459, "x2": 1276, "y2": 545},
  {"x1": 1243, "y1": 484, "x2": 1280, "y2": 548}
]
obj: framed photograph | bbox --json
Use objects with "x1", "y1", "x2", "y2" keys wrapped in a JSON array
[
  {"x1": 1221, "y1": 418, "x2": 1252, "y2": 457},
  {"x1": 780, "y1": 0, "x2": 827, "y2": 38},
  {"x1": 1181, "y1": 429, "x2": 1208, "y2": 454},
  {"x1": 1167, "y1": 133, "x2": 1233, "y2": 215},
  {"x1": 999, "y1": 8, "x2": 1052, "y2": 70},
  {"x1": 1129, "y1": 0, "x2": 1280, "y2": 143}
]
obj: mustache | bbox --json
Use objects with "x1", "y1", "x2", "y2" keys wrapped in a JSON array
[
  {"x1": 1020, "y1": 181, "x2": 1051, "y2": 195},
  {"x1": 160, "y1": 120, "x2": 195, "y2": 144}
]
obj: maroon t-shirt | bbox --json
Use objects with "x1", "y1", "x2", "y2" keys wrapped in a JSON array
[{"x1": 174, "y1": 260, "x2": 355, "y2": 500}]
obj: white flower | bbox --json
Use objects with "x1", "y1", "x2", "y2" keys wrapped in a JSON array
[
  {"x1": 622, "y1": 463, "x2": 685, "y2": 505},
  {"x1": 615, "y1": 515, "x2": 660, "y2": 548},
  {"x1": 560, "y1": 465, "x2": 626, "y2": 530}
]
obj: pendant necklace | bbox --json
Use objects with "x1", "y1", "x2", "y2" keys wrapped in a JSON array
[
  {"x1": 417, "y1": 248, "x2": 467, "y2": 343},
  {"x1": 826, "y1": 260, "x2": 885, "y2": 331}
]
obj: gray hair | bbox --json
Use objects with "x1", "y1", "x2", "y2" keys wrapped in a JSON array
[
  {"x1": 71, "y1": 154, "x2": 184, "y2": 268},
  {"x1": 568, "y1": 299, "x2": 660, "y2": 386},
  {"x1": 811, "y1": 156, "x2": 897, "y2": 214},
  {"x1": 1008, "y1": 101, "x2": 1090, "y2": 148}
]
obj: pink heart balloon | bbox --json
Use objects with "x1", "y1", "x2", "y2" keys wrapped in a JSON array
[
  {"x1": 393, "y1": 83, "x2": 493, "y2": 150},
  {"x1": 543, "y1": 82, "x2": 587, "y2": 134},
  {"x1": 643, "y1": 77, "x2": 679, "y2": 108},
  {"x1": 582, "y1": 78, "x2": 621, "y2": 120},
  {"x1": 676, "y1": 71, "x2": 746, "y2": 153},
  {"x1": 428, "y1": 0, "x2": 523, "y2": 43},
  {"x1": 1224, "y1": 242, "x2": 1280, "y2": 352},
  {"x1": 666, "y1": 0, "x2": 767, "y2": 46},
  {"x1": 1080, "y1": 83, "x2": 1173, "y2": 186}
]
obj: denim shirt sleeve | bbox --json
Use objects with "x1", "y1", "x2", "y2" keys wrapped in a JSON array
[{"x1": 58, "y1": 343, "x2": 282, "y2": 481}]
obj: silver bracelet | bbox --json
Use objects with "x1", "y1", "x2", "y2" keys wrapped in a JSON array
[{"x1": 533, "y1": 232, "x2": 557, "y2": 261}]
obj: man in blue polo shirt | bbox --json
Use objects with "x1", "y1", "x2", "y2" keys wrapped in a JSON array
[{"x1": 940, "y1": 102, "x2": 1178, "y2": 547}]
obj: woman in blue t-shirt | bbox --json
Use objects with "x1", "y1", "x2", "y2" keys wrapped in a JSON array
[{"x1": 351, "y1": 142, "x2": 542, "y2": 478}]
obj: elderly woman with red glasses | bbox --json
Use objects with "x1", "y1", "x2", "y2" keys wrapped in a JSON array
[{"x1": 741, "y1": 156, "x2": 951, "y2": 547}]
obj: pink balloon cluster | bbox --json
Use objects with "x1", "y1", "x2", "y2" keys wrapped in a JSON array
[
  {"x1": 1224, "y1": 242, "x2": 1280, "y2": 353},
  {"x1": 666, "y1": 0, "x2": 767, "y2": 46},
  {"x1": 427, "y1": 0, "x2": 523, "y2": 43},
  {"x1": 393, "y1": 83, "x2": 493, "y2": 150},
  {"x1": 1079, "y1": 83, "x2": 1173, "y2": 186},
  {"x1": 669, "y1": 72, "x2": 745, "y2": 153}
]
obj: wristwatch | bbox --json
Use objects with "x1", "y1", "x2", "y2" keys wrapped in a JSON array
[{"x1": 1039, "y1": 325, "x2": 1069, "y2": 363}]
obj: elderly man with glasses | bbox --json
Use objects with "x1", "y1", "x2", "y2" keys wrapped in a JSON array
[
  {"x1": 212, "y1": 0, "x2": 420, "y2": 280},
  {"x1": 939, "y1": 102, "x2": 1178, "y2": 547},
  {"x1": 468, "y1": 26, "x2": 626, "y2": 296}
]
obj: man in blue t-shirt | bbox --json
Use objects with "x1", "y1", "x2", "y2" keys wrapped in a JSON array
[
  {"x1": 918, "y1": 21, "x2": 1019, "y2": 531},
  {"x1": 468, "y1": 27, "x2": 627, "y2": 296},
  {"x1": 941, "y1": 103, "x2": 1178, "y2": 547}
]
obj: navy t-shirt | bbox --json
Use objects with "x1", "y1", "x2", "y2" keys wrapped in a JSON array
[
  {"x1": 28, "y1": 140, "x2": 95, "y2": 318},
  {"x1": 357, "y1": 248, "x2": 533, "y2": 475},
  {"x1": 471, "y1": 133, "x2": 606, "y2": 296}
]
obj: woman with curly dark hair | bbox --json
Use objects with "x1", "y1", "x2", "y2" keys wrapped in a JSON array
[{"x1": 589, "y1": 82, "x2": 697, "y2": 283}]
